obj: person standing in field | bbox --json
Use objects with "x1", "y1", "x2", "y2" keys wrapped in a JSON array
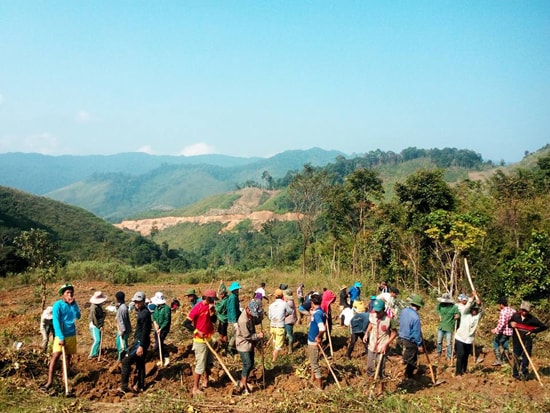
[
  {"x1": 268, "y1": 288, "x2": 293, "y2": 362},
  {"x1": 152, "y1": 291, "x2": 171, "y2": 366},
  {"x1": 88, "y1": 291, "x2": 107, "y2": 359},
  {"x1": 307, "y1": 293, "x2": 326, "y2": 389},
  {"x1": 454, "y1": 292, "x2": 482, "y2": 376},
  {"x1": 40, "y1": 305, "x2": 54, "y2": 353},
  {"x1": 119, "y1": 291, "x2": 152, "y2": 394},
  {"x1": 115, "y1": 291, "x2": 131, "y2": 361},
  {"x1": 398, "y1": 294, "x2": 424, "y2": 379},
  {"x1": 215, "y1": 283, "x2": 229, "y2": 352},
  {"x1": 41, "y1": 284, "x2": 81, "y2": 392},
  {"x1": 435, "y1": 293, "x2": 459, "y2": 362},
  {"x1": 509, "y1": 301, "x2": 547, "y2": 380},
  {"x1": 283, "y1": 290, "x2": 298, "y2": 353},
  {"x1": 184, "y1": 289, "x2": 218, "y2": 397},
  {"x1": 491, "y1": 296, "x2": 515, "y2": 366},
  {"x1": 235, "y1": 300, "x2": 264, "y2": 394},
  {"x1": 227, "y1": 281, "x2": 242, "y2": 356}
]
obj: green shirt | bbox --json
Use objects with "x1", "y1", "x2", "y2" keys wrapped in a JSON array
[
  {"x1": 436, "y1": 303, "x2": 459, "y2": 332},
  {"x1": 153, "y1": 303, "x2": 171, "y2": 332}
]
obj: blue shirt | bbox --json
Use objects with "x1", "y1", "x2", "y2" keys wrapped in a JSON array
[
  {"x1": 398, "y1": 306, "x2": 422, "y2": 346},
  {"x1": 307, "y1": 307, "x2": 326, "y2": 344},
  {"x1": 52, "y1": 299, "x2": 81, "y2": 341},
  {"x1": 349, "y1": 286, "x2": 361, "y2": 302}
]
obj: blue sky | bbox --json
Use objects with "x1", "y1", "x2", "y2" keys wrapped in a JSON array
[{"x1": 0, "y1": 1, "x2": 549, "y2": 163}]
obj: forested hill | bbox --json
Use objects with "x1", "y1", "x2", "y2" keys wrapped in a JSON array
[{"x1": 0, "y1": 186, "x2": 161, "y2": 275}]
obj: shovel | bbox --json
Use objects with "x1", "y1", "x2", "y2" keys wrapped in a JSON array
[
  {"x1": 318, "y1": 343, "x2": 341, "y2": 389},
  {"x1": 61, "y1": 346, "x2": 72, "y2": 397},
  {"x1": 204, "y1": 338, "x2": 239, "y2": 388},
  {"x1": 98, "y1": 327, "x2": 103, "y2": 362},
  {"x1": 423, "y1": 343, "x2": 445, "y2": 386}
]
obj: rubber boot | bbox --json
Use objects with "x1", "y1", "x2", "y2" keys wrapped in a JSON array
[{"x1": 288, "y1": 339, "x2": 294, "y2": 354}]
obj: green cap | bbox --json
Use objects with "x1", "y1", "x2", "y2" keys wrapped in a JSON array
[{"x1": 58, "y1": 283, "x2": 74, "y2": 296}]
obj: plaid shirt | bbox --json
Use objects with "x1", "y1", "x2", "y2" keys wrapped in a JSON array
[{"x1": 495, "y1": 306, "x2": 516, "y2": 336}]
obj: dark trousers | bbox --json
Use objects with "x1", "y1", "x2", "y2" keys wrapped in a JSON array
[
  {"x1": 121, "y1": 345, "x2": 147, "y2": 390},
  {"x1": 512, "y1": 337, "x2": 532, "y2": 378},
  {"x1": 346, "y1": 332, "x2": 367, "y2": 358},
  {"x1": 455, "y1": 340, "x2": 472, "y2": 375},
  {"x1": 400, "y1": 338, "x2": 418, "y2": 378}
]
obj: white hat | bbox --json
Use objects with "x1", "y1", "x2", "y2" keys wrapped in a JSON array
[
  {"x1": 151, "y1": 291, "x2": 166, "y2": 305},
  {"x1": 90, "y1": 291, "x2": 108, "y2": 305}
]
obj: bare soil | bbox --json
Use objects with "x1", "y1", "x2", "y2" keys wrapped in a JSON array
[{"x1": 1, "y1": 281, "x2": 548, "y2": 412}]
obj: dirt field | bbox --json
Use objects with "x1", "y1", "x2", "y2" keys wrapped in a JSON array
[{"x1": 1, "y1": 281, "x2": 548, "y2": 412}]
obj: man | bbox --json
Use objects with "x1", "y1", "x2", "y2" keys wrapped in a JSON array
[
  {"x1": 435, "y1": 293, "x2": 459, "y2": 362},
  {"x1": 509, "y1": 301, "x2": 547, "y2": 380},
  {"x1": 491, "y1": 297, "x2": 515, "y2": 366},
  {"x1": 119, "y1": 291, "x2": 152, "y2": 394},
  {"x1": 184, "y1": 289, "x2": 218, "y2": 396},
  {"x1": 227, "y1": 281, "x2": 242, "y2": 355},
  {"x1": 456, "y1": 293, "x2": 469, "y2": 313},
  {"x1": 346, "y1": 310, "x2": 369, "y2": 359},
  {"x1": 377, "y1": 287, "x2": 401, "y2": 318},
  {"x1": 152, "y1": 291, "x2": 171, "y2": 366},
  {"x1": 215, "y1": 283, "x2": 229, "y2": 352},
  {"x1": 348, "y1": 282, "x2": 362, "y2": 307},
  {"x1": 254, "y1": 282, "x2": 269, "y2": 304},
  {"x1": 41, "y1": 284, "x2": 81, "y2": 392},
  {"x1": 364, "y1": 299, "x2": 397, "y2": 395},
  {"x1": 307, "y1": 293, "x2": 326, "y2": 389},
  {"x1": 88, "y1": 291, "x2": 107, "y2": 359},
  {"x1": 40, "y1": 306, "x2": 54, "y2": 353},
  {"x1": 454, "y1": 292, "x2": 483, "y2": 376},
  {"x1": 185, "y1": 288, "x2": 202, "y2": 308},
  {"x1": 115, "y1": 291, "x2": 131, "y2": 361},
  {"x1": 398, "y1": 294, "x2": 424, "y2": 379},
  {"x1": 268, "y1": 288, "x2": 294, "y2": 362},
  {"x1": 339, "y1": 285, "x2": 350, "y2": 314},
  {"x1": 235, "y1": 300, "x2": 264, "y2": 394}
]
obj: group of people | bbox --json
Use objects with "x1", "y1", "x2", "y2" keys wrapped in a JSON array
[
  {"x1": 39, "y1": 280, "x2": 548, "y2": 397},
  {"x1": 40, "y1": 284, "x2": 172, "y2": 394}
]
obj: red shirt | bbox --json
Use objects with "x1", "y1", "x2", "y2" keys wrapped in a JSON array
[{"x1": 188, "y1": 300, "x2": 214, "y2": 341}]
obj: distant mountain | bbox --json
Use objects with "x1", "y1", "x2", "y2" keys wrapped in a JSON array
[{"x1": 0, "y1": 148, "x2": 344, "y2": 222}]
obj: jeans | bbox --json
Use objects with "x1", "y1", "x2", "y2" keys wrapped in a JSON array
[
  {"x1": 239, "y1": 349, "x2": 255, "y2": 378},
  {"x1": 493, "y1": 334, "x2": 510, "y2": 362},
  {"x1": 437, "y1": 328, "x2": 452, "y2": 359},
  {"x1": 121, "y1": 344, "x2": 147, "y2": 390}
]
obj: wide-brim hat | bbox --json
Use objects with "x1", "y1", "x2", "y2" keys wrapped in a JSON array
[
  {"x1": 228, "y1": 281, "x2": 241, "y2": 292},
  {"x1": 58, "y1": 283, "x2": 74, "y2": 296},
  {"x1": 284, "y1": 290, "x2": 293, "y2": 298},
  {"x1": 408, "y1": 294, "x2": 424, "y2": 308},
  {"x1": 185, "y1": 288, "x2": 197, "y2": 296},
  {"x1": 151, "y1": 291, "x2": 166, "y2": 305},
  {"x1": 90, "y1": 291, "x2": 108, "y2": 304},
  {"x1": 437, "y1": 293, "x2": 454, "y2": 304}
]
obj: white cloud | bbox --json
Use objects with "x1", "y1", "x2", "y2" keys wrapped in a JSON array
[
  {"x1": 75, "y1": 110, "x2": 93, "y2": 123},
  {"x1": 137, "y1": 145, "x2": 154, "y2": 154},
  {"x1": 179, "y1": 142, "x2": 216, "y2": 156}
]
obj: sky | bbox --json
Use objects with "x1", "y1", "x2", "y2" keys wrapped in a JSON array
[{"x1": 1, "y1": 1, "x2": 549, "y2": 163}]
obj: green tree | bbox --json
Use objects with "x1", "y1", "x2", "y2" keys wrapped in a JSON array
[{"x1": 14, "y1": 228, "x2": 58, "y2": 309}]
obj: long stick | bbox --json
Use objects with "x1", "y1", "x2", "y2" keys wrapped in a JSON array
[
  {"x1": 157, "y1": 330, "x2": 164, "y2": 364},
  {"x1": 61, "y1": 346, "x2": 70, "y2": 396},
  {"x1": 318, "y1": 343, "x2": 341, "y2": 389},
  {"x1": 422, "y1": 342, "x2": 437, "y2": 385},
  {"x1": 204, "y1": 339, "x2": 239, "y2": 386},
  {"x1": 373, "y1": 353, "x2": 383, "y2": 380},
  {"x1": 451, "y1": 319, "x2": 457, "y2": 365},
  {"x1": 98, "y1": 328, "x2": 103, "y2": 362},
  {"x1": 325, "y1": 321, "x2": 334, "y2": 357},
  {"x1": 463, "y1": 259, "x2": 479, "y2": 300},
  {"x1": 514, "y1": 328, "x2": 543, "y2": 387}
]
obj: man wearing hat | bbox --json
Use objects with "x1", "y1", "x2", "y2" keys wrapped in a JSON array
[
  {"x1": 490, "y1": 297, "x2": 516, "y2": 366},
  {"x1": 235, "y1": 300, "x2": 264, "y2": 394},
  {"x1": 226, "y1": 281, "x2": 242, "y2": 355},
  {"x1": 184, "y1": 289, "x2": 218, "y2": 396},
  {"x1": 215, "y1": 283, "x2": 229, "y2": 352},
  {"x1": 509, "y1": 301, "x2": 547, "y2": 380},
  {"x1": 152, "y1": 291, "x2": 171, "y2": 366},
  {"x1": 435, "y1": 293, "x2": 459, "y2": 361},
  {"x1": 268, "y1": 288, "x2": 294, "y2": 362},
  {"x1": 41, "y1": 284, "x2": 81, "y2": 392},
  {"x1": 377, "y1": 287, "x2": 401, "y2": 318},
  {"x1": 185, "y1": 288, "x2": 202, "y2": 308},
  {"x1": 348, "y1": 281, "x2": 362, "y2": 308},
  {"x1": 454, "y1": 291, "x2": 483, "y2": 376},
  {"x1": 398, "y1": 294, "x2": 424, "y2": 379},
  {"x1": 88, "y1": 291, "x2": 108, "y2": 359},
  {"x1": 119, "y1": 291, "x2": 152, "y2": 394},
  {"x1": 364, "y1": 298, "x2": 397, "y2": 395},
  {"x1": 115, "y1": 291, "x2": 131, "y2": 361}
]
